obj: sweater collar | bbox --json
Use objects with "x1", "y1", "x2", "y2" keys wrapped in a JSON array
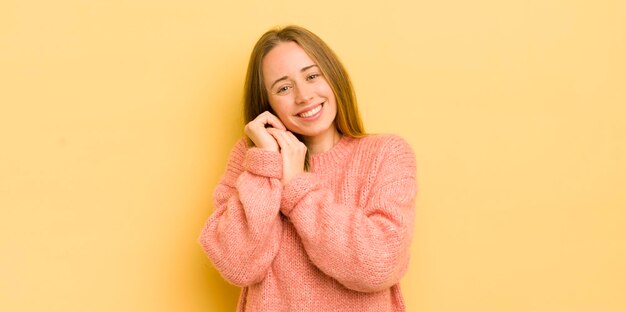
[{"x1": 309, "y1": 135, "x2": 355, "y2": 171}]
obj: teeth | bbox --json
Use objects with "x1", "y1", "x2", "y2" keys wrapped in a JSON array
[{"x1": 298, "y1": 104, "x2": 322, "y2": 118}]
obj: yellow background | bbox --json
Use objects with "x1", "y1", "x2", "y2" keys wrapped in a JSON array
[{"x1": 1, "y1": 0, "x2": 625, "y2": 311}]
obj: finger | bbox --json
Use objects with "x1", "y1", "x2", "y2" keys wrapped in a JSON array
[
  {"x1": 267, "y1": 128, "x2": 289, "y2": 149},
  {"x1": 278, "y1": 131, "x2": 295, "y2": 146},
  {"x1": 284, "y1": 131, "x2": 302, "y2": 143},
  {"x1": 286, "y1": 132, "x2": 307, "y2": 154},
  {"x1": 251, "y1": 112, "x2": 277, "y2": 128},
  {"x1": 258, "y1": 111, "x2": 286, "y2": 130}
]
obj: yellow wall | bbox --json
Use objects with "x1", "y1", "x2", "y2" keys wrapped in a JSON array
[{"x1": 1, "y1": 0, "x2": 625, "y2": 311}]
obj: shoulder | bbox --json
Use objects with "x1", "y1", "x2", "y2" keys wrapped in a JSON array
[
  {"x1": 218, "y1": 137, "x2": 248, "y2": 177},
  {"x1": 224, "y1": 137, "x2": 248, "y2": 163},
  {"x1": 354, "y1": 134, "x2": 415, "y2": 158},
  {"x1": 345, "y1": 134, "x2": 416, "y2": 174},
  {"x1": 347, "y1": 134, "x2": 416, "y2": 186}
]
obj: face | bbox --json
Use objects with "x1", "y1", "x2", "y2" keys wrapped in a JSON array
[{"x1": 262, "y1": 41, "x2": 338, "y2": 142}]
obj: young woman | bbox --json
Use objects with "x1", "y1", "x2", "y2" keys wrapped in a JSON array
[{"x1": 198, "y1": 25, "x2": 418, "y2": 311}]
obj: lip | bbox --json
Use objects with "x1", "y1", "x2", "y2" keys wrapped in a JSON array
[
  {"x1": 295, "y1": 102, "x2": 324, "y2": 120},
  {"x1": 295, "y1": 103, "x2": 324, "y2": 116}
]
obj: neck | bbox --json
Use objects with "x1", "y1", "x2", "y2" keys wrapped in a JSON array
[{"x1": 302, "y1": 128, "x2": 342, "y2": 155}]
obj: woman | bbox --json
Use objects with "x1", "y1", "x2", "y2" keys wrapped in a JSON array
[{"x1": 198, "y1": 25, "x2": 417, "y2": 311}]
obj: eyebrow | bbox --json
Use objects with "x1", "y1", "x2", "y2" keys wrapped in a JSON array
[{"x1": 270, "y1": 64, "x2": 318, "y2": 90}]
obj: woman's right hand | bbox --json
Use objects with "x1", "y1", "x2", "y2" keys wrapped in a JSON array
[{"x1": 244, "y1": 111, "x2": 286, "y2": 152}]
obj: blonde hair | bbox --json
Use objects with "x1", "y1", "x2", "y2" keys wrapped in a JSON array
[{"x1": 243, "y1": 25, "x2": 366, "y2": 168}]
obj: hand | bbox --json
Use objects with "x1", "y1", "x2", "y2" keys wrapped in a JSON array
[
  {"x1": 244, "y1": 111, "x2": 286, "y2": 152},
  {"x1": 267, "y1": 128, "x2": 307, "y2": 185}
]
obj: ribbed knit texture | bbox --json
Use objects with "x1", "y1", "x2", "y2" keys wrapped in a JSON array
[{"x1": 198, "y1": 134, "x2": 418, "y2": 311}]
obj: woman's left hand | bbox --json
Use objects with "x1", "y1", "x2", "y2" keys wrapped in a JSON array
[{"x1": 266, "y1": 128, "x2": 307, "y2": 185}]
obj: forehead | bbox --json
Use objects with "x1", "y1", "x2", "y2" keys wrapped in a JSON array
[{"x1": 262, "y1": 41, "x2": 316, "y2": 81}]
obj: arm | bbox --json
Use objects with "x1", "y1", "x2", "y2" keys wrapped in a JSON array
[
  {"x1": 198, "y1": 139, "x2": 284, "y2": 286},
  {"x1": 281, "y1": 136, "x2": 417, "y2": 292}
]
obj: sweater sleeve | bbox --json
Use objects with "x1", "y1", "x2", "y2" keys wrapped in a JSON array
[
  {"x1": 280, "y1": 135, "x2": 417, "y2": 293},
  {"x1": 198, "y1": 138, "x2": 284, "y2": 287}
]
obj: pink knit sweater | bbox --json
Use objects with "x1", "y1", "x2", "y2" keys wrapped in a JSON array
[{"x1": 198, "y1": 134, "x2": 417, "y2": 311}]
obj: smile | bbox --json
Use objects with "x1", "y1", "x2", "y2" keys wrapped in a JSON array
[{"x1": 297, "y1": 103, "x2": 323, "y2": 118}]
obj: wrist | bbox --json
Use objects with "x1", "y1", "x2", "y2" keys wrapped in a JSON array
[{"x1": 282, "y1": 169, "x2": 303, "y2": 186}]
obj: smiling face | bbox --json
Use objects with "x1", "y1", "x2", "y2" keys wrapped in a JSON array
[{"x1": 262, "y1": 41, "x2": 339, "y2": 143}]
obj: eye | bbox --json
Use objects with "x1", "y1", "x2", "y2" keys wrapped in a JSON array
[
  {"x1": 307, "y1": 73, "x2": 320, "y2": 81},
  {"x1": 276, "y1": 85, "x2": 292, "y2": 95}
]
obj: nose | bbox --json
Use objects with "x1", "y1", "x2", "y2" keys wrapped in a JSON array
[{"x1": 294, "y1": 83, "x2": 314, "y2": 105}]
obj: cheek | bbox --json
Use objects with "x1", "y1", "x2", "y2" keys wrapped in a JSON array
[
  {"x1": 316, "y1": 83, "x2": 335, "y2": 105},
  {"x1": 317, "y1": 81, "x2": 336, "y2": 101},
  {"x1": 268, "y1": 99, "x2": 290, "y2": 119}
]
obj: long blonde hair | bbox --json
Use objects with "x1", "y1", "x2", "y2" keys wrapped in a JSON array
[{"x1": 243, "y1": 25, "x2": 366, "y2": 168}]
